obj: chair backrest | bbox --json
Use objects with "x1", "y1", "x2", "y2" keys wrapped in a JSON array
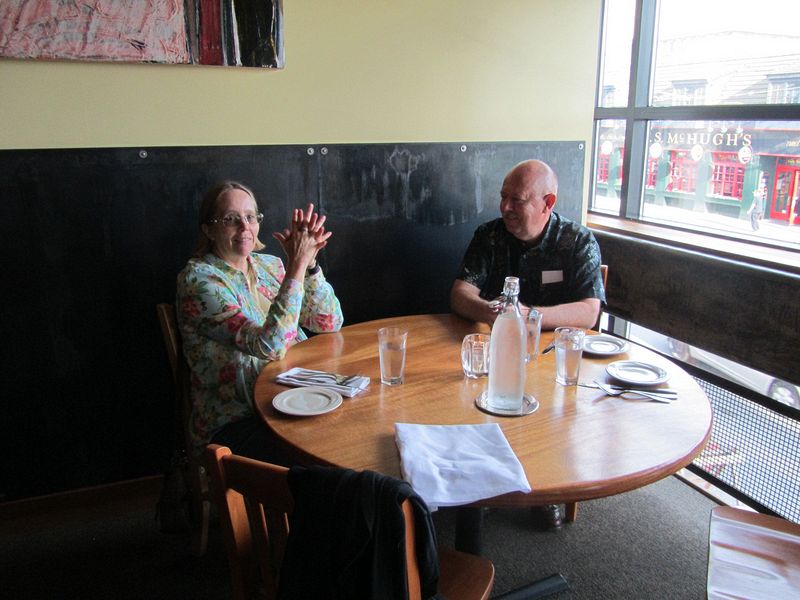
[
  {"x1": 206, "y1": 444, "x2": 432, "y2": 600},
  {"x1": 156, "y1": 303, "x2": 193, "y2": 457},
  {"x1": 157, "y1": 303, "x2": 213, "y2": 556}
]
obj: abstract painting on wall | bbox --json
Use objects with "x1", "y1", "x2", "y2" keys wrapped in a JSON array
[{"x1": 0, "y1": 0, "x2": 284, "y2": 68}]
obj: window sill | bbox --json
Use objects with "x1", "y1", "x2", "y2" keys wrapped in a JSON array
[
  {"x1": 588, "y1": 214, "x2": 800, "y2": 275},
  {"x1": 675, "y1": 469, "x2": 756, "y2": 511}
]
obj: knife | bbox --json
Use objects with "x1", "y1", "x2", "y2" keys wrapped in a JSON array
[
  {"x1": 542, "y1": 342, "x2": 556, "y2": 354},
  {"x1": 577, "y1": 383, "x2": 677, "y2": 396}
]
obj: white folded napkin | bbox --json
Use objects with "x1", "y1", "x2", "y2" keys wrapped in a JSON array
[
  {"x1": 275, "y1": 367, "x2": 370, "y2": 398},
  {"x1": 394, "y1": 423, "x2": 531, "y2": 510}
]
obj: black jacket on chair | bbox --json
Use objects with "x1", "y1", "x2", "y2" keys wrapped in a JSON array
[{"x1": 278, "y1": 465, "x2": 440, "y2": 600}]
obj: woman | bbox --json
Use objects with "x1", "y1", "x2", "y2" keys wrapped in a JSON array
[{"x1": 176, "y1": 181, "x2": 343, "y2": 462}]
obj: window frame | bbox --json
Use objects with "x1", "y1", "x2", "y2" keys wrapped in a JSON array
[{"x1": 590, "y1": 0, "x2": 800, "y2": 260}]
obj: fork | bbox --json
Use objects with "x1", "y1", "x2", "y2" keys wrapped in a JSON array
[
  {"x1": 592, "y1": 379, "x2": 676, "y2": 403},
  {"x1": 579, "y1": 382, "x2": 677, "y2": 396},
  {"x1": 578, "y1": 382, "x2": 677, "y2": 396}
]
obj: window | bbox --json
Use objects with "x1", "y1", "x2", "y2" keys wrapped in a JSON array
[
  {"x1": 594, "y1": 119, "x2": 627, "y2": 212},
  {"x1": 671, "y1": 80, "x2": 707, "y2": 106},
  {"x1": 591, "y1": 0, "x2": 800, "y2": 252},
  {"x1": 667, "y1": 151, "x2": 697, "y2": 193},
  {"x1": 768, "y1": 75, "x2": 800, "y2": 104},
  {"x1": 644, "y1": 156, "x2": 659, "y2": 188},
  {"x1": 597, "y1": 153, "x2": 610, "y2": 183},
  {"x1": 710, "y1": 153, "x2": 745, "y2": 199},
  {"x1": 602, "y1": 85, "x2": 617, "y2": 106},
  {"x1": 597, "y1": 3, "x2": 635, "y2": 109}
]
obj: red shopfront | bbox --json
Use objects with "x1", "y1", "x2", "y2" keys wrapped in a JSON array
[
  {"x1": 772, "y1": 159, "x2": 800, "y2": 224},
  {"x1": 596, "y1": 122, "x2": 800, "y2": 226}
]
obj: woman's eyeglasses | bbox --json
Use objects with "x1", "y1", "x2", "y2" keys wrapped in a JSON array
[{"x1": 209, "y1": 213, "x2": 264, "y2": 228}]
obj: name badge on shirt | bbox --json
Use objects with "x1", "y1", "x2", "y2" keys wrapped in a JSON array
[{"x1": 542, "y1": 270, "x2": 564, "y2": 284}]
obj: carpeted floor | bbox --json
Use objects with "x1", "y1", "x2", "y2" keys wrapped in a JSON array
[
  {"x1": 435, "y1": 475, "x2": 715, "y2": 598},
  {"x1": 1, "y1": 475, "x2": 716, "y2": 599}
]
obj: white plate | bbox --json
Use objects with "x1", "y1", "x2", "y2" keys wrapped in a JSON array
[
  {"x1": 272, "y1": 386, "x2": 343, "y2": 416},
  {"x1": 606, "y1": 360, "x2": 670, "y2": 385},
  {"x1": 583, "y1": 334, "x2": 630, "y2": 356}
]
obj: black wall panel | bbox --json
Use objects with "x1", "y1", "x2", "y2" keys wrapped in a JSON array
[{"x1": 0, "y1": 141, "x2": 584, "y2": 500}]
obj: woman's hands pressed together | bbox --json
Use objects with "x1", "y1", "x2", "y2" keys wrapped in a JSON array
[{"x1": 273, "y1": 203, "x2": 333, "y2": 281}]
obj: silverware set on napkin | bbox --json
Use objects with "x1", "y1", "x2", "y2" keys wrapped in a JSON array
[
  {"x1": 275, "y1": 367, "x2": 370, "y2": 397},
  {"x1": 289, "y1": 371, "x2": 362, "y2": 386}
]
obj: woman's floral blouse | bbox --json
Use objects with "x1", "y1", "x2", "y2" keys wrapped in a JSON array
[{"x1": 176, "y1": 252, "x2": 343, "y2": 453}]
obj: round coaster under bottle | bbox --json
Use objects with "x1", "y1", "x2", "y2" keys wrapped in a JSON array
[{"x1": 474, "y1": 391, "x2": 539, "y2": 417}]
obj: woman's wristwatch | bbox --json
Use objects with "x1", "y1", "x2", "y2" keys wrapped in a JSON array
[{"x1": 306, "y1": 260, "x2": 321, "y2": 275}]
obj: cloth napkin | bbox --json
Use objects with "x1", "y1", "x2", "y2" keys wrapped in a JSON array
[
  {"x1": 394, "y1": 423, "x2": 531, "y2": 510},
  {"x1": 275, "y1": 367, "x2": 370, "y2": 398}
]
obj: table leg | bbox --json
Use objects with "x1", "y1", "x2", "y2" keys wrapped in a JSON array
[
  {"x1": 454, "y1": 506, "x2": 569, "y2": 600},
  {"x1": 454, "y1": 506, "x2": 484, "y2": 555}
]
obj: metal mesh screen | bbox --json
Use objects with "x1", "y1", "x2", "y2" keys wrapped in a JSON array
[{"x1": 693, "y1": 377, "x2": 800, "y2": 523}]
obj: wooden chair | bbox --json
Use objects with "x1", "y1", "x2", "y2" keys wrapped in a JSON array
[
  {"x1": 156, "y1": 302, "x2": 211, "y2": 556},
  {"x1": 562, "y1": 264, "x2": 609, "y2": 524},
  {"x1": 707, "y1": 506, "x2": 800, "y2": 599},
  {"x1": 206, "y1": 444, "x2": 495, "y2": 600}
]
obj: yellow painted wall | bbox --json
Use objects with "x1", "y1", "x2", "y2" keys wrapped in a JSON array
[
  {"x1": 0, "y1": 1, "x2": 600, "y2": 193},
  {"x1": 1, "y1": 1, "x2": 600, "y2": 146}
]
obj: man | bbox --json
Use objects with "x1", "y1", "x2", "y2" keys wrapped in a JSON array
[
  {"x1": 450, "y1": 159, "x2": 606, "y2": 530},
  {"x1": 451, "y1": 159, "x2": 605, "y2": 329}
]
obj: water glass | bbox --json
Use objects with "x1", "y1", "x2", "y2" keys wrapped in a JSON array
[
  {"x1": 461, "y1": 333, "x2": 490, "y2": 378},
  {"x1": 554, "y1": 327, "x2": 585, "y2": 386},
  {"x1": 525, "y1": 309, "x2": 543, "y2": 363},
  {"x1": 378, "y1": 327, "x2": 408, "y2": 385}
]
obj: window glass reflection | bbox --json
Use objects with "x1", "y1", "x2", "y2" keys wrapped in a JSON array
[
  {"x1": 598, "y1": 0, "x2": 635, "y2": 108},
  {"x1": 652, "y1": 0, "x2": 800, "y2": 107},
  {"x1": 593, "y1": 119, "x2": 626, "y2": 213},
  {"x1": 640, "y1": 120, "x2": 800, "y2": 246}
]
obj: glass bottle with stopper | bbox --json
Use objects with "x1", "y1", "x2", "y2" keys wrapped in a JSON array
[{"x1": 486, "y1": 276, "x2": 527, "y2": 412}]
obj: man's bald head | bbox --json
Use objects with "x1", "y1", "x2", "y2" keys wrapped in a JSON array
[{"x1": 500, "y1": 159, "x2": 559, "y2": 243}]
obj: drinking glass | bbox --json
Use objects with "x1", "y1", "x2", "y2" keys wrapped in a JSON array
[
  {"x1": 378, "y1": 327, "x2": 408, "y2": 385},
  {"x1": 461, "y1": 333, "x2": 490, "y2": 378},
  {"x1": 525, "y1": 309, "x2": 543, "y2": 363},
  {"x1": 554, "y1": 327, "x2": 585, "y2": 386}
]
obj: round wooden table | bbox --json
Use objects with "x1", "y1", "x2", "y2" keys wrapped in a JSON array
[{"x1": 254, "y1": 314, "x2": 713, "y2": 509}]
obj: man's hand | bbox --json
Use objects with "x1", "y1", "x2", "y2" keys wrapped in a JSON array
[
  {"x1": 451, "y1": 279, "x2": 600, "y2": 329},
  {"x1": 450, "y1": 280, "x2": 499, "y2": 325}
]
